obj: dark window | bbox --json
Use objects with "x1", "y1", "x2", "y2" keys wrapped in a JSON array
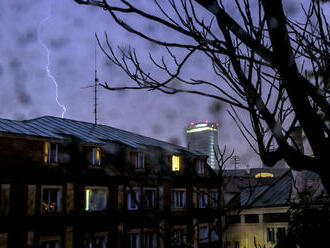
[
  {"x1": 277, "y1": 227, "x2": 286, "y2": 240},
  {"x1": 226, "y1": 215, "x2": 240, "y2": 224},
  {"x1": 136, "y1": 152, "x2": 144, "y2": 169},
  {"x1": 234, "y1": 241, "x2": 240, "y2": 248},
  {"x1": 85, "y1": 236, "x2": 106, "y2": 248},
  {"x1": 210, "y1": 191, "x2": 218, "y2": 208},
  {"x1": 267, "y1": 228, "x2": 275, "y2": 242},
  {"x1": 143, "y1": 232, "x2": 155, "y2": 248},
  {"x1": 172, "y1": 190, "x2": 185, "y2": 208},
  {"x1": 129, "y1": 233, "x2": 139, "y2": 248},
  {"x1": 172, "y1": 228, "x2": 186, "y2": 246},
  {"x1": 40, "y1": 240, "x2": 60, "y2": 248},
  {"x1": 143, "y1": 189, "x2": 156, "y2": 209},
  {"x1": 245, "y1": 214, "x2": 259, "y2": 223},
  {"x1": 263, "y1": 213, "x2": 289, "y2": 223},
  {"x1": 197, "y1": 159, "x2": 205, "y2": 175}
]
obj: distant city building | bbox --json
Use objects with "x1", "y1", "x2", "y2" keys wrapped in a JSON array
[{"x1": 186, "y1": 121, "x2": 219, "y2": 170}]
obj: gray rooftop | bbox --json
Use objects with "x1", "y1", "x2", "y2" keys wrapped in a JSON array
[
  {"x1": 240, "y1": 170, "x2": 292, "y2": 208},
  {"x1": 0, "y1": 116, "x2": 204, "y2": 156}
]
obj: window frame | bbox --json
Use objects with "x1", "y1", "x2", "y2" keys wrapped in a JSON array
[
  {"x1": 171, "y1": 155, "x2": 181, "y2": 172},
  {"x1": 143, "y1": 187, "x2": 157, "y2": 209},
  {"x1": 128, "y1": 230, "x2": 140, "y2": 248},
  {"x1": 44, "y1": 142, "x2": 59, "y2": 164},
  {"x1": 172, "y1": 189, "x2": 186, "y2": 209},
  {"x1": 136, "y1": 151, "x2": 145, "y2": 169},
  {"x1": 198, "y1": 189, "x2": 208, "y2": 209},
  {"x1": 172, "y1": 226, "x2": 186, "y2": 246},
  {"x1": 84, "y1": 186, "x2": 108, "y2": 212},
  {"x1": 199, "y1": 224, "x2": 209, "y2": 244},
  {"x1": 39, "y1": 235, "x2": 61, "y2": 248},
  {"x1": 40, "y1": 185, "x2": 62, "y2": 214},
  {"x1": 142, "y1": 229, "x2": 156, "y2": 248},
  {"x1": 267, "y1": 227, "x2": 275, "y2": 243},
  {"x1": 84, "y1": 232, "x2": 108, "y2": 248},
  {"x1": 89, "y1": 147, "x2": 102, "y2": 168},
  {"x1": 127, "y1": 187, "x2": 141, "y2": 210},
  {"x1": 197, "y1": 159, "x2": 205, "y2": 175}
]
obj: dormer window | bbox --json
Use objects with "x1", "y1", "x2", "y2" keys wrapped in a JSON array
[
  {"x1": 90, "y1": 147, "x2": 101, "y2": 167},
  {"x1": 172, "y1": 155, "x2": 181, "y2": 171},
  {"x1": 197, "y1": 159, "x2": 205, "y2": 175},
  {"x1": 44, "y1": 142, "x2": 58, "y2": 164}
]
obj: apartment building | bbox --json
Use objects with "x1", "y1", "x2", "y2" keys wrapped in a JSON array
[{"x1": 0, "y1": 116, "x2": 221, "y2": 248}]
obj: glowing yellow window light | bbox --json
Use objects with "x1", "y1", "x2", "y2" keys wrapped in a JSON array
[
  {"x1": 172, "y1": 155, "x2": 180, "y2": 171},
  {"x1": 95, "y1": 148, "x2": 100, "y2": 162},
  {"x1": 44, "y1": 142, "x2": 49, "y2": 163},
  {"x1": 85, "y1": 189, "x2": 91, "y2": 210},
  {"x1": 255, "y1": 172, "x2": 274, "y2": 178}
]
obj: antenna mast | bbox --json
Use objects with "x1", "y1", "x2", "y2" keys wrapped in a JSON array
[{"x1": 94, "y1": 38, "x2": 98, "y2": 125}]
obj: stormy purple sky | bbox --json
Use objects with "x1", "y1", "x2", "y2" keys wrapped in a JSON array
[{"x1": 0, "y1": 0, "x2": 313, "y2": 168}]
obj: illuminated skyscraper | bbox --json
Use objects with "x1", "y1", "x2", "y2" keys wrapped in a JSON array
[{"x1": 186, "y1": 121, "x2": 219, "y2": 170}]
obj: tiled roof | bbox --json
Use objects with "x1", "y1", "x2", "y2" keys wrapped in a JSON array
[{"x1": 0, "y1": 115, "x2": 204, "y2": 155}]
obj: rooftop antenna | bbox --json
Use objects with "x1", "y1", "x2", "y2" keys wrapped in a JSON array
[{"x1": 94, "y1": 35, "x2": 98, "y2": 125}]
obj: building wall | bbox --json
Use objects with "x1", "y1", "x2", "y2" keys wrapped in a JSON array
[{"x1": 223, "y1": 207, "x2": 289, "y2": 248}]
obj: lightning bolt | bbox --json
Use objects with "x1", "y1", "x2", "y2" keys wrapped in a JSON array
[{"x1": 37, "y1": 1, "x2": 67, "y2": 118}]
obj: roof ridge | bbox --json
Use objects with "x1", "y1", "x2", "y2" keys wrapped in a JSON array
[{"x1": 22, "y1": 115, "x2": 197, "y2": 153}]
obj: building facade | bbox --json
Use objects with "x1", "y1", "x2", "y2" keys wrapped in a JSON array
[{"x1": 0, "y1": 116, "x2": 221, "y2": 248}]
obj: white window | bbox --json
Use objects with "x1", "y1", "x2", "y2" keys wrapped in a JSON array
[
  {"x1": 198, "y1": 189, "x2": 208, "y2": 208},
  {"x1": 199, "y1": 225, "x2": 209, "y2": 243},
  {"x1": 210, "y1": 190, "x2": 218, "y2": 208},
  {"x1": 172, "y1": 227, "x2": 186, "y2": 246},
  {"x1": 143, "y1": 231, "x2": 156, "y2": 248},
  {"x1": 90, "y1": 147, "x2": 101, "y2": 167},
  {"x1": 85, "y1": 187, "x2": 108, "y2": 211},
  {"x1": 44, "y1": 142, "x2": 58, "y2": 164},
  {"x1": 41, "y1": 187, "x2": 61, "y2": 213},
  {"x1": 143, "y1": 188, "x2": 156, "y2": 209},
  {"x1": 85, "y1": 235, "x2": 107, "y2": 248},
  {"x1": 197, "y1": 159, "x2": 205, "y2": 175},
  {"x1": 127, "y1": 188, "x2": 140, "y2": 210},
  {"x1": 172, "y1": 189, "x2": 185, "y2": 208},
  {"x1": 129, "y1": 232, "x2": 140, "y2": 248},
  {"x1": 136, "y1": 152, "x2": 145, "y2": 169}
]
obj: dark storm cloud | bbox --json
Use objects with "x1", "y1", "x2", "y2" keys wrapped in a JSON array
[
  {"x1": 16, "y1": 29, "x2": 38, "y2": 45},
  {"x1": 0, "y1": 64, "x2": 3, "y2": 77},
  {"x1": 50, "y1": 37, "x2": 70, "y2": 50},
  {"x1": 168, "y1": 136, "x2": 181, "y2": 146},
  {"x1": 151, "y1": 123, "x2": 164, "y2": 136},
  {"x1": 208, "y1": 100, "x2": 224, "y2": 115}
]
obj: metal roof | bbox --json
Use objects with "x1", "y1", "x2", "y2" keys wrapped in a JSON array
[
  {"x1": 241, "y1": 170, "x2": 292, "y2": 207},
  {"x1": 0, "y1": 115, "x2": 204, "y2": 155}
]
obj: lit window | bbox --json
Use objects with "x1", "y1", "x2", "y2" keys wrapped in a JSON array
[
  {"x1": 172, "y1": 189, "x2": 185, "y2": 208},
  {"x1": 44, "y1": 142, "x2": 58, "y2": 164},
  {"x1": 210, "y1": 190, "x2": 218, "y2": 208},
  {"x1": 171, "y1": 155, "x2": 181, "y2": 171},
  {"x1": 90, "y1": 147, "x2": 101, "y2": 167},
  {"x1": 41, "y1": 187, "x2": 61, "y2": 214},
  {"x1": 127, "y1": 188, "x2": 140, "y2": 210},
  {"x1": 136, "y1": 152, "x2": 144, "y2": 169},
  {"x1": 172, "y1": 227, "x2": 186, "y2": 246},
  {"x1": 198, "y1": 189, "x2": 208, "y2": 208},
  {"x1": 85, "y1": 187, "x2": 108, "y2": 211},
  {"x1": 197, "y1": 159, "x2": 205, "y2": 175},
  {"x1": 143, "y1": 188, "x2": 156, "y2": 209},
  {"x1": 143, "y1": 231, "x2": 156, "y2": 248},
  {"x1": 128, "y1": 232, "x2": 140, "y2": 248},
  {"x1": 255, "y1": 172, "x2": 274, "y2": 178},
  {"x1": 199, "y1": 225, "x2": 209, "y2": 244}
]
